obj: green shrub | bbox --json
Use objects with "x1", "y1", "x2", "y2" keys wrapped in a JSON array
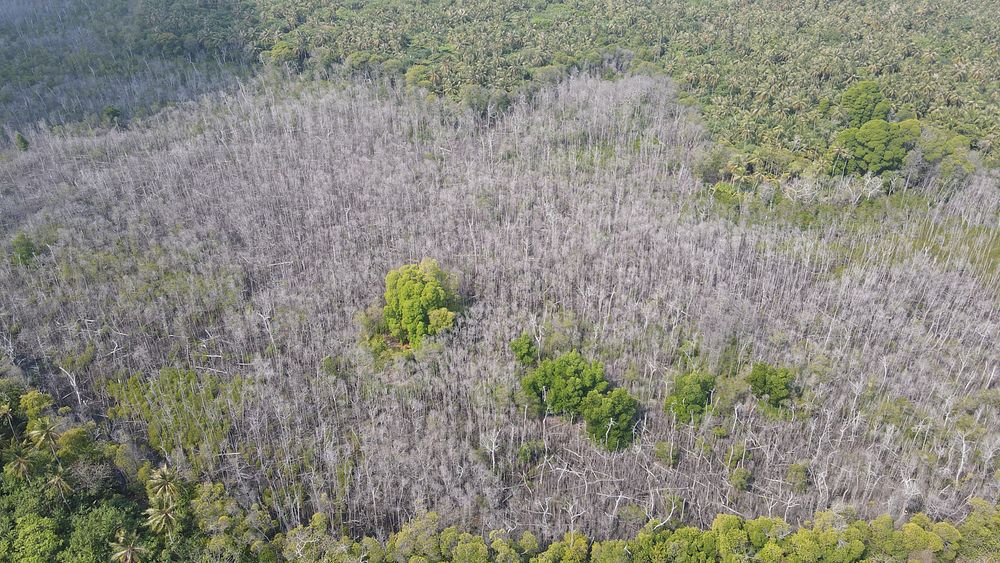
[
  {"x1": 654, "y1": 442, "x2": 680, "y2": 467},
  {"x1": 14, "y1": 132, "x2": 28, "y2": 151},
  {"x1": 10, "y1": 233, "x2": 37, "y2": 266},
  {"x1": 664, "y1": 371, "x2": 715, "y2": 423},
  {"x1": 509, "y1": 332, "x2": 538, "y2": 366},
  {"x1": 517, "y1": 441, "x2": 544, "y2": 466},
  {"x1": 383, "y1": 258, "x2": 458, "y2": 348},
  {"x1": 730, "y1": 468, "x2": 752, "y2": 492},
  {"x1": 747, "y1": 363, "x2": 796, "y2": 408},
  {"x1": 787, "y1": 462, "x2": 810, "y2": 493}
]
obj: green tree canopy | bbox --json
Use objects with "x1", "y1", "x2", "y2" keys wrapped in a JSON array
[
  {"x1": 510, "y1": 332, "x2": 538, "y2": 366},
  {"x1": 747, "y1": 362, "x2": 796, "y2": 408},
  {"x1": 383, "y1": 258, "x2": 458, "y2": 348},
  {"x1": 841, "y1": 81, "x2": 891, "y2": 128},
  {"x1": 664, "y1": 370, "x2": 715, "y2": 423},
  {"x1": 521, "y1": 351, "x2": 609, "y2": 416},
  {"x1": 831, "y1": 118, "x2": 921, "y2": 175},
  {"x1": 581, "y1": 388, "x2": 639, "y2": 451}
]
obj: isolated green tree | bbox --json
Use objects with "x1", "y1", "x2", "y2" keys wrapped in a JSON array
[
  {"x1": 509, "y1": 332, "x2": 538, "y2": 366},
  {"x1": 383, "y1": 258, "x2": 458, "y2": 347},
  {"x1": 521, "y1": 351, "x2": 609, "y2": 416},
  {"x1": 664, "y1": 371, "x2": 715, "y2": 423},
  {"x1": 747, "y1": 363, "x2": 796, "y2": 408},
  {"x1": 581, "y1": 388, "x2": 639, "y2": 451},
  {"x1": 14, "y1": 132, "x2": 29, "y2": 151}
]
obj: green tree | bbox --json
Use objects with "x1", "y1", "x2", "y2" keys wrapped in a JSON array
[
  {"x1": 510, "y1": 332, "x2": 538, "y2": 366},
  {"x1": 664, "y1": 371, "x2": 715, "y2": 423},
  {"x1": 13, "y1": 515, "x2": 61, "y2": 563},
  {"x1": 19, "y1": 390, "x2": 52, "y2": 420},
  {"x1": 841, "y1": 81, "x2": 891, "y2": 127},
  {"x1": 14, "y1": 132, "x2": 29, "y2": 151},
  {"x1": 747, "y1": 363, "x2": 796, "y2": 408},
  {"x1": 831, "y1": 118, "x2": 921, "y2": 175},
  {"x1": 958, "y1": 499, "x2": 1000, "y2": 559},
  {"x1": 581, "y1": 388, "x2": 639, "y2": 451},
  {"x1": 521, "y1": 351, "x2": 609, "y2": 416},
  {"x1": 110, "y1": 530, "x2": 149, "y2": 563},
  {"x1": 3, "y1": 441, "x2": 34, "y2": 481},
  {"x1": 144, "y1": 498, "x2": 178, "y2": 538},
  {"x1": 26, "y1": 417, "x2": 59, "y2": 457},
  {"x1": 146, "y1": 466, "x2": 181, "y2": 503},
  {"x1": 62, "y1": 505, "x2": 134, "y2": 563},
  {"x1": 382, "y1": 258, "x2": 458, "y2": 348}
]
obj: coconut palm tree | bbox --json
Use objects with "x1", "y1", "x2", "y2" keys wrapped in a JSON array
[
  {"x1": 3, "y1": 440, "x2": 32, "y2": 481},
  {"x1": 47, "y1": 468, "x2": 73, "y2": 501},
  {"x1": 27, "y1": 416, "x2": 59, "y2": 454},
  {"x1": 144, "y1": 498, "x2": 178, "y2": 537},
  {"x1": 111, "y1": 530, "x2": 149, "y2": 563},
  {"x1": 0, "y1": 404, "x2": 15, "y2": 436},
  {"x1": 146, "y1": 465, "x2": 181, "y2": 502}
]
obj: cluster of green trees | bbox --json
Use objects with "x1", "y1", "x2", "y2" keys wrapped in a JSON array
[
  {"x1": 746, "y1": 363, "x2": 797, "y2": 410},
  {"x1": 664, "y1": 359, "x2": 801, "y2": 425},
  {"x1": 242, "y1": 505, "x2": 1000, "y2": 562},
  {"x1": 0, "y1": 377, "x2": 235, "y2": 562},
  {"x1": 825, "y1": 81, "x2": 975, "y2": 181},
  {"x1": 230, "y1": 0, "x2": 999, "y2": 178},
  {"x1": 518, "y1": 345, "x2": 639, "y2": 451},
  {"x1": 4, "y1": 370, "x2": 1000, "y2": 561},
  {"x1": 664, "y1": 370, "x2": 716, "y2": 424}
]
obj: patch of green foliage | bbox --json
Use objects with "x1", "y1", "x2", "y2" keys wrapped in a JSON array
[
  {"x1": 664, "y1": 370, "x2": 716, "y2": 423},
  {"x1": 521, "y1": 351, "x2": 609, "y2": 417},
  {"x1": 10, "y1": 232, "x2": 37, "y2": 266},
  {"x1": 382, "y1": 258, "x2": 458, "y2": 348},
  {"x1": 831, "y1": 118, "x2": 921, "y2": 176},
  {"x1": 581, "y1": 388, "x2": 640, "y2": 452},
  {"x1": 747, "y1": 362, "x2": 797, "y2": 409},
  {"x1": 520, "y1": 351, "x2": 638, "y2": 451},
  {"x1": 729, "y1": 467, "x2": 752, "y2": 492},
  {"x1": 509, "y1": 332, "x2": 538, "y2": 366},
  {"x1": 787, "y1": 462, "x2": 811, "y2": 494},
  {"x1": 2, "y1": 378, "x2": 999, "y2": 561},
  {"x1": 107, "y1": 368, "x2": 244, "y2": 473},
  {"x1": 841, "y1": 81, "x2": 891, "y2": 128},
  {"x1": 14, "y1": 132, "x2": 28, "y2": 151}
]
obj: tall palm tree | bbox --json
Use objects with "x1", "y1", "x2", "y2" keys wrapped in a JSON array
[
  {"x1": 110, "y1": 530, "x2": 149, "y2": 563},
  {"x1": 146, "y1": 465, "x2": 181, "y2": 503},
  {"x1": 27, "y1": 417, "x2": 59, "y2": 454},
  {"x1": 0, "y1": 404, "x2": 15, "y2": 436},
  {"x1": 47, "y1": 468, "x2": 72, "y2": 501},
  {"x1": 144, "y1": 498, "x2": 178, "y2": 538},
  {"x1": 3, "y1": 440, "x2": 32, "y2": 481}
]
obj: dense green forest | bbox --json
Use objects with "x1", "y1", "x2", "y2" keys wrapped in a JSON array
[
  {"x1": 5, "y1": 0, "x2": 997, "y2": 178},
  {"x1": 2, "y1": 0, "x2": 999, "y2": 561}
]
